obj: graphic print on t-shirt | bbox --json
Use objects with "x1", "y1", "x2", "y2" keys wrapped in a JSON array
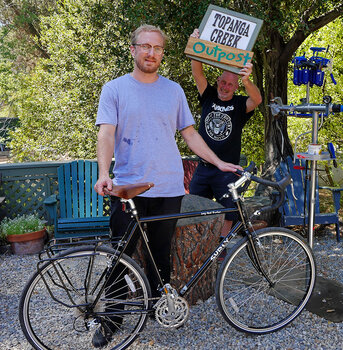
[{"x1": 205, "y1": 110, "x2": 232, "y2": 141}]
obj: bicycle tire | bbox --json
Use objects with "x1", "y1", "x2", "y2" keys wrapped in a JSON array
[
  {"x1": 215, "y1": 227, "x2": 316, "y2": 334},
  {"x1": 19, "y1": 245, "x2": 151, "y2": 349}
]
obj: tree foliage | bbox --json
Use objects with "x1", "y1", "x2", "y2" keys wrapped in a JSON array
[
  {"x1": 0, "y1": 0, "x2": 56, "y2": 63},
  {"x1": 219, "y1": 1, "x2": 343, "y2": 181},
  {"x1": 287, "y1": 18, "x2": 343, "y2": 155},
  {"x1": 5, "y1": 1, "x2": 128, "y2": 160}
]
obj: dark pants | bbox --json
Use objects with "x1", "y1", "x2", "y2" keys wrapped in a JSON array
[
  {"x1": 190, "y1": 162, "x2": 239, "y2": 222},
  {"x1": 109, "y1": 195, "x2": 183, "y2": 297}
]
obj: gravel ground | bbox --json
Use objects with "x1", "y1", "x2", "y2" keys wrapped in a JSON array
[{"x1": 1, "y1": 228, "x2": 343, "y2": 350}]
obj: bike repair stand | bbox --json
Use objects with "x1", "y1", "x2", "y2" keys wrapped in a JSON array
[{"x1": 269, "y1": 47, "x2": 342, "y2": 248}]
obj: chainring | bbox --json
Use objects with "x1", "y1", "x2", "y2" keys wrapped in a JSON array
[{"x1": 154, "y1": 294, "x2": 189, "y2": 328}]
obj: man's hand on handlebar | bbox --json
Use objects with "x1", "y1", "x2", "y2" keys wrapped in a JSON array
[
  {"x1": 235, "y1": 161, "x2": 257, "y2": 176},
  {"x1": 216, "y1": 160, "x2": 243, "y2": 173}
]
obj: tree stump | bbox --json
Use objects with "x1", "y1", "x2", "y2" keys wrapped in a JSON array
[
  {"x1": 171, "y1": 194, "x2": 224, "y2": 305},
  {"x1": 133, "y1": 194, "x2": 224, "y2": 306},
  {"x1": 182, "y1": 157, "x2": 199, "y2": 194}
]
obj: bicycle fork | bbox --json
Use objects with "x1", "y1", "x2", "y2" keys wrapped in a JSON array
[
  {"x1": 231, "y1": 184, "x2": 275, "y2": 288},
  {"x1": 245, "y1": 232, "x2": 275, "y2": 288}
]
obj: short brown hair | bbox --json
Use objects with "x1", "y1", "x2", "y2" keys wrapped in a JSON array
[{"x1": 130, "y1": 24, "x2": 168, "y2": 46}]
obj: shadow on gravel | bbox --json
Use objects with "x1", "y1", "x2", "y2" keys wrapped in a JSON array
[{"x1": 306, "y1": 276, "x2": 343, "y2": 322}]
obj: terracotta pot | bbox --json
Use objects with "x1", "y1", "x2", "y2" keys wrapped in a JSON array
[{"x1": 7, "y1": 228, "x2": 46, "y2": 255}]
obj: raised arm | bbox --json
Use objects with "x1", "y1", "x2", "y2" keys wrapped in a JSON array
[
  {"x1": 239, "y1": 63, "x2": 262, "y2": 113},
  {"x1": 190, "y1": 29, "x2": 208, "y2": 96},
  {"x1": 180, "y1": 125, "x2": 242, "y2": 172},
  {"x1": 94, "y1": 124, "x2": 116, "y2": 196}
]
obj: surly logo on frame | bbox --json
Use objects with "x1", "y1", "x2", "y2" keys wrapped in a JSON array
[{"x1": 205, "y1": 111, "x2": 232, "y2": 141}]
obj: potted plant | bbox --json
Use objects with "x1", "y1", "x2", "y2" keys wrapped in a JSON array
[{"x1": 0, "y1": 214, "x2": 46, "y2": 255}]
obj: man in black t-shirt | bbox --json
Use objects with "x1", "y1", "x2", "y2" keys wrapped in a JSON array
[{"x1": 189, "y1": 29, "x2": 262, "y2": 238}]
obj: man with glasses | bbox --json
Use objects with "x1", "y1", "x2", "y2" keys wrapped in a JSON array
[{"x1": 94, "y1": 24, "x2": 241, "y2": 347}]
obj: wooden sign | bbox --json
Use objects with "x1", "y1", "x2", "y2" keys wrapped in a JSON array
[
  {"x1": 185, "y1": 4, "x2": 263, "y2": 73},
  {"x1": 185, "y1": 37, "x2": 254, "y2": 69}
]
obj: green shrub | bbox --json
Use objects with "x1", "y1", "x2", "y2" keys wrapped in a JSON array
[{"x1": 0, "y1": 214, "x2": 45, "y2": 239}]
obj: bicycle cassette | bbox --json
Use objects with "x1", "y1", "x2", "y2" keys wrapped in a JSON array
[{"x1": 154, "y1": 287, "x2": 189, "y2": 328}]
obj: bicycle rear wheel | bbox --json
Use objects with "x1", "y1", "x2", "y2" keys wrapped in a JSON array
[
  {"x1": 216, "y1": 227, "x2": 316, "y2": 334},
  {"x1": 19, "y1": 245, "x2": 151, "y2": 349}
]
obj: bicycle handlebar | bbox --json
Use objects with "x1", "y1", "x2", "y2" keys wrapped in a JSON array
[
  {"x1": 332, "y1": 104, "x2": 343, "y2": 113},
  {"x1": 235, "y1": 162, "x2": 292, "y2": 215},
  {"x1": 243, "y1": 161, "x2": 256, "y2": 174},
  {"x1": 235, "y1": 161, "x2": 256, "y2": 194}
]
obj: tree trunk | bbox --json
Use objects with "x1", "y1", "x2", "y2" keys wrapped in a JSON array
[{"x1": 254, "y1": 34, "x2": 294, "y2": 195}]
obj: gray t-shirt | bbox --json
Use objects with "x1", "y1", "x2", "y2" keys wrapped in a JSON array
[{"x1": 96, "y1": 74, "x2": 195, "y2": 197}]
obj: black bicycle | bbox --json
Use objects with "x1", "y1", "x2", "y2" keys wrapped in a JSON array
[{"x1": 19, "y1": 164, "x2": 316, "y2": 349}]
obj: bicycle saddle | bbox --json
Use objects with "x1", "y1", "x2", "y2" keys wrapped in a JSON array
[{"x1": 104, "y1": 182, "x2": 154, "y2": 199}]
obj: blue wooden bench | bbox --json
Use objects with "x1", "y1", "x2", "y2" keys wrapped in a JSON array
[
  {"x1": 275, "y1": 156, "x2": 342, "y2": 242},
  {"x1": 44, "y1": 160, "x2": 110, "y2": 239},
  {"x1": 45, "y1": 156, "x2": 249, "y2": 239}
]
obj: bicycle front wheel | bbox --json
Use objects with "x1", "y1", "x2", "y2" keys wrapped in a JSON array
[
  {"x1": 216, "y1": 227, "x2": 316, "y2": 334},
  {"x1": 19, "y1": 245, "x2": 151, "y2": 350}
]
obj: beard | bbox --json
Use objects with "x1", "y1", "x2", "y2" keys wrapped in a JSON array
[{"x1": 135, "y1": 56, "x2": 160, "y2": 74}]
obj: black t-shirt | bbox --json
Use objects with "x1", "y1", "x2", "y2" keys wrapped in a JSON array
[{"x1": 198, "y1": 84, "x2": 254, "y2": 164}]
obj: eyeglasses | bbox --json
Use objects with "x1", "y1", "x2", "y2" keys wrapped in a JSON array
[{"x1": 134, "y1": 43, "x2": 164, "y2": 55}]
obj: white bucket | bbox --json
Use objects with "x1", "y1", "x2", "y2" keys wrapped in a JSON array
[{"x1": 308, "y1": 144, "x2": 322, "y2": 155}]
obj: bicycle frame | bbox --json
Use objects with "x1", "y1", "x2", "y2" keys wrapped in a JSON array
[
  {"x1": 103, "y1": 195, "x2": 256, "y2": 303},
  {"x1": 37, "y1": 168, "x2": 286, "y2": 312},
  {"x1": 36, "y1": 203, "x2": 248, "y2": 314}
]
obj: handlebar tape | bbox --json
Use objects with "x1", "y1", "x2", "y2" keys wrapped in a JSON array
[
  {"x1": 244, "y1": 161, "x2": 256, "y2": 174},
  {"x1": 257, "y1": 174, "x2": 291, "y2": 215},
  {"x1": 235, "y1": 168, "x2": 292, "y2": 214}
]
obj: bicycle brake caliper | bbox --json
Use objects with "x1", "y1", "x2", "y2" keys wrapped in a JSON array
[{"x1": 250, "y1": 230, "x2": 262, "y2": 248}]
